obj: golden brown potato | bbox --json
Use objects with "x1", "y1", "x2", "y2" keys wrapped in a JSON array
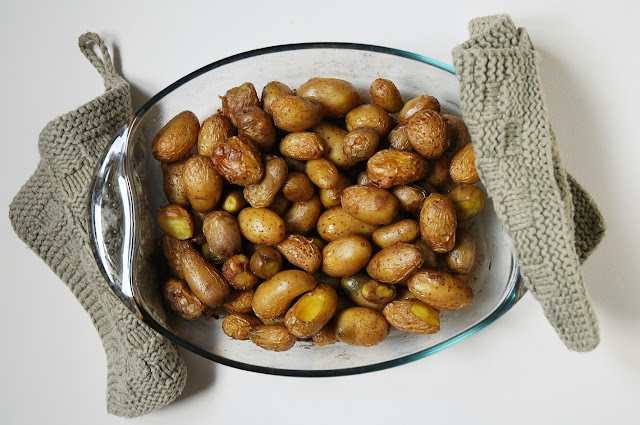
[
  {"x1": 236, "y1": 106, "x2": 276, "y2": 152},
  {"x1": 342, "y1": 127, "x2": 380, "y2": 161},
  {"x1": 372, "y1": 219, "x2": 421, "y2": 248},
  {"x1": 223, "y1": 289, "x2": 255, "y2": 314},
  {"x1": 305, "y1": 158, "x2": 340, "y2": 189},
  {"x1": 181, "y1": 245, "x2": 230, "y2": 308},
  {"x1": 427, "y1": 156, "x2": 451, "y2": 187},
  {"x1": 345, "y1": 104, "x2": 392, "y2": 137},
  {"x1": 312, "y1": 121, "x2": 358, "y2": 170},
  {"x1": 252, "y1": 269, "x2": 317, "y2": 319},
  {"x1": 334, "y1": 307, "x2": 389, "y2": 347},
  {"x1": 237, "y1": 207, "x2": 286, "y2": 245},
  {"x1": 285, "y1": 284, "x2": 338, "y2": 338},
  {"x1": 312, "y1": 322, "x2": 338, "y2": 346},
  {"x1": 283, "y1": 194, "x2": 323, "y2": 235},
  {"x1": 449, "y1": 143, "x2": 480, "y2": 185},
  {"x1": 340, "y1": 185, "x2": 399, "y2": 225},
  {"x1": 161, "y1": 158, "x2": 190, "y2": 207},
  {"x1": 249, "y1": 325, "x2": 297, "y2": 351},
  {"x1": 406, "y1": 110, "x2": 451, "y2": 159},
  {"x1": 407, "y1": 269, "x2": 473, "y2": 311},
  {"x1": 221, "y1": 189, "x2": 248, "y2": 215},
  {"x1": 270, "y1": 95, "x2": 323, "y2": 132},
  {"x1": 366, "y1": 243, "x2": 423, "y2": 284},
  {"x1": 162, "y1": 234, "x2": 191, "y2": 279},
  {"x1": 370, "y1": 78, "x2": 403, "y2": 113},
  {"x1": 316, "y1": 206, "x2": 378, "y2": 241},
  {"x1": 157, "y1": 204, "x2": 194, "y2": 240},
  {"x1": 445, "y1": 229, "x2": 476, "y2": 274},
  {"x1": 420, "y1": 193, "x2": 457, "y2": 253},
  {"x1": 222, "y1": 82, "x2": 260, "y2": 127},
  {"x1": 391, "y1": 185, "x2": 428, "y2": 215},
  {"x1": 152, "y1": 111, "x2": 200, "y2": 163},
  {"x1": 276, "y1": 234, "x2": 322, "y2": 273},
  {"x1": 366, "y1": 149, "x2": 429, "y2": 188},
  {"x1": 298, "y1": 77, "x2": 361, "y2": 118},
  {"x1": 202, "y1": 210, "x2": 242, "y2": 263},
  {"x1": 163, "y1": 277, "x2": 205, "y2": 320},
  {"x1": 318, "y1": 174, "x2": 351, "y2": 208},
  {"x1": 222, "y1": 254, "x2": 259, "y2": 290},
  {"x1": 197, "y1": 114, "x2": 234, "y2": 157},
  {"x1": 446, "y1": 184, "x2": 485, "y2": 221},
  {"x1": 397, "y1": 94, "x2": 440, "y2": 124},
  {"x1": 211, "y1": 135, "x2": 264, "y2": 186},
  {"x1": 386, "y1": 124, "x2": 412, "y2": 151},
  {"x1": 340, "y1": 273, "x2": 396, "y2": 311},
  {"x1": 382, "y1": 299, "x2": 440, "y2": 335},
  {"x1": 443, "y1": 114, "x2": 470, "y2": 153},
  {"x1": 243, "y1": 155, "x2": 288, "y2": 208},
  {"x1": 249, "y1": 246, "x2": 283, "y2": 279},
  {"x1": 183, "y1": 155, "x2": 223, "y2": 212},
  {"x1": 322, "y1": 235, "x2": 372, "y2": 278},
  {"x1": 222, "y1": 313, "x2": 262, "y2": 340},
  {"x1": 282, "y1": 172, "x2": 316, "y2": 203},
  {"x1": 279, "y1": 132, "x2": 325, "y2": 160},
  {"x1": 268, "y1": 191, "x2": 292, "y2": 217},
  {"x1": 261, "y1": 81, "x2": 294, "y2": 116}
]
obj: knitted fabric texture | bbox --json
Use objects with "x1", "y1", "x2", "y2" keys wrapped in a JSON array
[
  {"x1": 452, "y1": 15, "x2": 605, "y2": 351},
  {"x1": 8, "y1": 33, "x2": 186, "y2": 417}
]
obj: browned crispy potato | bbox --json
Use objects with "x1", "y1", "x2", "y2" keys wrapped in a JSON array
[
  {"x1": 443, "y1": 114, "x2": 470, "y2": 153},
  {"x1": 222, "y1": 313, "x2": 262, "y2": 340},
  {"x1": 312, "y1": 322, "x2": 338, "y2": 346},
  {"x1": 322, "y1": 235, "x2": 372, "y2": 278},
  {"x1": 197, "y1": 114, "x2": 234, "y2": 157},
  {"x1": 250, "y1": 246, "x2": 282, "y2": 279},
  {"x1": 397, "y1": 94, "x2": 440, "y2": 124},
  {"x1": 222, "y1": 82, "x2": 260, "y2": 127},
  {"x1": 151, "y1": 111, "x2": 200, "y2": 163},
  {"x1": 222, "y1": 254, "x2": 259, "y2": 290},
  {"x1": 283, "y1": 194, "x2": 323, "y2": 235},
  {"x1": 261, "y1": 81, "x2": 294, "y2": 116},
  {"x1": 387, "y1": 124, "x2": 412, "y2": 151},
  {"x1": 163, "y1": 277, "x2": 205, "y2": 320},
  {"x1": 270, "y1": 95, "x2": 323, "y2": 132},
  {"x1": 446, "y1": 184, "x2": 485, "y2": 221},
  {"x1": 202, "y1": 210, "x2": 242, "y2": 263},
  {"x1": 237, "y1": 207, "x2": 286, "y2": 245},
  {"x1": 383, "y1": 299, "x2": 440, "y2": 334},
  {"x1": 161, "y1": 158, "x2": 190, "y2": 207},
  {"x1": 236, "y1": 106, "x2": 276, "y2": 152},
  {"x1": 449, "y1": 143, "x2": 480, "y2": 185},
  {"x1": 282, "y1": 172, "x2": 316, "y2": 203},
  {"x1": 221, "y1": 189, "x2": 248, "y2": 215},
  {"x1": 372, "y1": 219, "x2": 421, "y2": 248},
  {"x1": 366, "y1": 243, "x2": 423, "y2": 284},
  {"x1": 367, "y1": 149, "x2": 429, "y2": 188},
  {"x1": 305, "y1": 158, "x2": 340, "y2": 189},
  {"x1": 252, "y1": 270, "x2": 317, "y2": 319},
  {"x1": 445, "y1": 229, "x2": 476, "y2": 274},
  {"x1": 268, "y1": 192, "x2": 292, "y2": 217},
  {"x1": 345, "y1": 104, "x2": 392, "y2": 137},
  {"x1": 157, "y1": 204, "x2": 193, "y2": 240},
  {"x1": 340, "y1": 273, "x2": 396, "y2": 311},
  {"x1": 162, "y1": 235, "x2": 191, "y2": 279},
  {"x1": 183, "y1": 155, "x2": 223, "y2": 212},
  {"x1": 319, "y1": 174, "x2": 350, "y2": 208},
  {"x1": 334, "y1": 307, "x2": 389, "y2": 347},
  {"x1": 370, "y1": 78, "x2": 403, "y2": 113},
  {"x1": 211, "y1": 135, "x2": 264, "y2": 186},
  {"x1": 420, "y1": 193, "x2": 457, "y2": 253},
  {"x1": 312, "y1": 121, "x2": 358, "y2": 170},
  {"x1": 316, "y1": 206, "x2": 378, "y2": 241},
  {"x1": 223, "y1": 289, "x2": 255, "y2": 314},
  {"x1": 391, "y1": 185, "x2": 428, "y2": 215},
  {"x1": 276, "y1": 234, "x2": 322, "y2": 273},
  {"x1": 298, "y1": 77, "x2": 361, "y2": 118},
  {"x1": 427, "y1": 156, "x2": 451, "y2": 187},
  {"x1": 340, "y1": 185, "x2": 399, "y2": 225},
  {"x1": 285, "y1": 284, "x2": 338, "y2": 338},
  {"x1": 342, "y1": 127, "x2": 380, "y2": 161},
  {"x1": 407, "y1": 269, "x2": 473, "y2": 311},
  {"x1": 243, "y1": 155, "x2": 288, "y2": 208},
  {"x1": 249, "y1": 325, "x2": 297, "y2": 351},
  {"x1": 279, "y1": 132, "x2": 325, "y2": 160},
  {"x1": 406, "y1": 110, "x2": 450, "y2": 159},
  {"x1": 181, "y1": 245, "x2": 230, "y2": 308}
]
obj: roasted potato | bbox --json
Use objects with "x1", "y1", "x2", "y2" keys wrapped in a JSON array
[
  {"x1": 279, "y1": 131, "x2": 325, "y2": 160},
  {"x1": 313, "y1": 121, "x2": 358, "y2": 170},
  {"x1": 163, "y1": 277, "x2": 205, "y2": 320},
  {"x1": 203, "y1": 210, "x2": 242, "y2": 262},
  {"x1": 406, "y1": 110, "x2": 450, "y2": 159},
  {"x1": 283, "y1": 194, "x2": 323, "y2": 235},
  {"x1": 252, "y1": 269, "x2": 317, "y2": 319},
  {"x1": 270, "y1": 95, "x2": 323, "y2": 132},
  {"x1": 285, "y1": 284, "x2": 338, "y2": 338},
  {"x1": 449, "y1": 143, "x2": 479, "y2": 185},
  {"x1": 447, "y1": 184, "x2": 485, "y2": 221},
  {"x1": 391, "y1": 185, "x2": 428, "y2": 215},
  {"x1": 342, "y1": 127, "x2": 380, "y2": 161},
  {"x1": 221, "y1": 189, "x2": 248, "y2": 215},
  {"x1": 261, "y1": 81, "x2": 294, "y2": 116},
  {"x1": 334, "y1": 307, "x2": 389, "y2": 347},
  {"x1": 386, "y1": 124, "x2": 412, "y2": 151},
  {"x1": 319, "y1": 174, "x2": 351, "y2": 208},
  {"x1": 397, "y1": 94, "x2": 440, "y2": 124},
  {"x1": 181, "y1": 244, "x2": 230, "y2": 308},
  {"x1": 345, "y1": 104, "x2": 392, "y2": 137},
  {"x1": 276, "y1": 234, "x2": 322, "y2": 273},
  {"x1": 372, "y1": 219, "x2": 421, "y2": 248},
  {"x1": 211, "y1": 135, "x2": 264, "y2": 186},
  {"x1": 366, "y1": 243, "x2": 423, "y2": 284},
  {"x1": 157, "y1": 204, "x2": 193, "y2": 240},
  {"x1": 316, "y1": 206, "x2": 378, "y2": 241},
  {"x1": 298, "y1": 77, "x2": 360, "y2": 118},
  {"x1": 222, "y1": 82, "x2": 260, "y2": 127},
  {"x1": 151, "y1": 111, "x2": 200, "y2": 163},
  {"x1": 427, "y1": 156, "x2": 451, "y2": 187},
  {"x1": 222, "y1": 313, "x2": 262, "y2": 340},
  {"x1": 443, "y1": 114, "x2": 470, "y2": 153},
  {"x1": 312, "y1": 322, "x2": 338, "y2": 346},
  {"x1": 366, "y1": 149, "x2": 429, "y2": 188},
  {"x1": 340, "y1": 185, "x2": 399, "y2": 225},
  {"x1": 250, "y1": 246, "x2": 283, "y2": 279},
  {"x1": 197, "y1": 114, "x2": 234, "y2": 157},
  {"x1": 370, "y1": 78, "x2": 403, "y2": 113},
  {"x1": 322, "y1": 235, "x2": 372, "y2": 278},
  {"x1": 222, "y1": 254, "x2": 259, "y2": 290},
  {"x1": 341, "y1": 273, "x2": 396, "y2": 311},
  {"x1": 236, "y1": 106, "x2": 277, "y2": 152},
  {"x1": 305, "y1": 158, "x2": 340, "y2": 189},
  {"x1": 407, "y1": 269, "x2": 473, "y2": 311},
  {"x1": 162, "y1": 234, "x2": 191, "y2": 279},
  {"x1": 161, "y1": 158, "x2": 190, "y2": 207},
  {"x1": 382, "y1": 299, "x2": 440, "y2": 334},
  {"x1": 249, "y1": 325, "x2": 297, "y2": 351},
  {"x1": 183, "y1": 155, "x2": 223, "y2": 212},
  {"x1": 282, "y1": 172, "x2": 316, "y2": 203},
  {"x1": 444, "y1": 228, "x2": 476, "y2": 274},
  {"x1": 243, "y1": 155, "x2": 288, "y2": 208},
  {"x1": 237, "y1": 207, "x2": 286, "y2": 245},
  {"x1": 223, "y1": 289, "x2": 255, "y2": 314},
  {"x1": 420, "y1": 193, "x2": 457, "y2": 253}
]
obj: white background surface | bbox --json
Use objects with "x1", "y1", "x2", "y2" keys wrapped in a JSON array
[{"x1": 1, "y1": 1, "x2": 639, "y2": 424}]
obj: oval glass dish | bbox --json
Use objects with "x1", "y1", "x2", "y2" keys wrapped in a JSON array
[{"x1": 90, "y1": 43, "x2": 525, "y2": 376}]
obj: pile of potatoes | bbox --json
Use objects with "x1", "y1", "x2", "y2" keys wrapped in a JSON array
[{"x1": 153, "y1": 77, "x2": 486, "y2": 351}]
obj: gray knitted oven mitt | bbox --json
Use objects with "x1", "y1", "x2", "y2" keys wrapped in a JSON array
[
  {"x1": 452, "y1": 15, "x2": 606, "y2": 351},
  {"x1": 8, "y1": 33, "x2": 186, "y2": 417}
]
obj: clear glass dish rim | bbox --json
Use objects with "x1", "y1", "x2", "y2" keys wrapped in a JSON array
[{"x1": 118, "y1": 42, "x2": 524, "y2": 377}]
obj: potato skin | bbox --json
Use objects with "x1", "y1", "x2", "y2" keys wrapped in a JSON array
[
  {"x1": 316, "y1": 206, "x2": 378, "y2": 241},
  {"x1": 163, "y1": 277, "x2": 205, "y2": 320},
  {"x1": 249, "y1": 325, "x2": 297, "y2": 351},
  {"x1": 181, "y1": 245, "x2": 230, "y2": 308},
  {"x1": 340, "y1": 273, "x2": 396, "y2": 311},
  {"x1": 249, "y1": 246, "x2": 282, "y2": 279},
  {"x1": 161, "y1": 158, "x2": 190, "y2": 207},
  {"x1": 449, "y1": 143, "x2": 480, "y2": 185},
  {"x1": 298, "y1": 77, "x2": 361, "y2": 118},
  {"x1": 285, "y1": 284, "x2": 338, "y2": 338},
  {"x1": 391, "y1": 185, "x2": 428, "y2": 215},
  {"x1": 370, "y1": 78, "x2": 403, "y2": 113},
  {"x1": 386, "y1": 124, "x2": 412, "y2": 151},
  {"x1": 312, "y1": 322, "x2": 338, "y2": 346},
  {"x1": 282, "y1": 172, "x2": 316, "y2": 203},
  {"x1": 334, "y1": 307, "x2": 389, "y2": 347},
  {"x1": 372, "y1": 219, "x2": 421, "y2": 248},
  {"x1": 427, "y1": 156, "x2": 451, "y2": 187},
  {"x1": 222, "y1": 254, "x2": 259, "y2": 290},
  {"x1": 222, "y1": 313, "x2": 262, "y2": 340},
  {"x1": 305, "y1": 158, "x2": 340, "y2": 189},
  {"x1": 183, "y1": 155, "x2": 223, "y2": 212},
  {"x1": 152, "y1": 111, "x2": 200, "y2": 163},
  {"x1": 340, "y1": 185, "x2": 399, "y2": 225},
  {"x1": 283, "y1": 194, "x2": 323, "y2": 235},
  {"x1": 203, "y1": 210, "x2": 243, "y2": 262},
  {"x1": 345, "y1": 104, "x2": 392, "y2": 137},
  {"x1": 342, "y1": 127, "x2": 380, "y2": 161},
  {"x1": 322, "y1": 235, "x2": 372, "y2": 278},
  {"x1": 319, "y1": 174, "x2": 350, "y2": 208},
  {"x1": 243, "y1": 155, "x2": 288, "y2": 208},
  {"x1": 366, "y1": 243, "x2": 423, "y2": 284},
  {"x1": 313, "y1": 121, "x2": 358, "y2": 170},
  {"x1": 443, "y1": 114, "x2": 470, "y2": 153},
  {"x1": 236, "y1": 106, "x2": 276, "y2": 152},
  {"x1": 420, "y1": 193, "x2": 457, "y2": 253},
  {"x1": 279, "y1": 132, "x2": 325, "y2": 160},
  {"x1": 382, "y1": 299, "x2": 440, "y2": 335},
  {"x1": 406, "y1": 110, "x2": 451, "y2": 159},
  {"x1": 276, "y1": 234, "x2": 322, "y2": 273},
  {"x1": 367, "y1": 149, "x2": 429, "y2": 188},
  {"x1": 162, "y1": 235, "x2": 191, "y2": 280},
  {"x1": 407, "y1": 269, "x2": 473, "y2": 311},
  {"x1": 211, "y1": 135, "x2": 264, "y2": 186},
  {"x1": 445, "y1": 228, "x2": 476, "y2": 274},
  {"x1": 197, "y1": 114, "x2": 234, "y2": 157},
  {"x1": 270, "y1": 95, "x2": 323, "y2": 132},
  {"x1": 222, "y1": 82, "x2": 260, "y2": 127},
  {"x1": 397, "y1": 94, "x2": 440, "y2": 124},
  {"x1": 261, "y1": 81, "x2": 294, "y2": 116},
  {"x1": 446, "y1": 184, "x2": 485, "y2": 221},
  {"x1": 252, "y1": 270, "x2": 317, "y2": 319},
  {"x1": 223, "y1": 289, "x2": 255, "y2": 314},
  {"x1": 237, "y1": 207, "x2": 286, "y2": 245}
]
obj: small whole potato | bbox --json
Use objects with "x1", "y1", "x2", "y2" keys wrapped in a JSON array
[
  {"x1": 313, "y1": 121, "x2": 358, "y2": 170},
  {"x1": 222, "y1": 254, "x2": 259, "y2": 290},
  {"x1": 446, "y1": 184, "x2": 485, "y2": 221},
  {"x1": 252, "y1": 269, "x2": 317, "y2": 319},
  {"x1": 243, "y1": 155, "x2": 288, "y2": 208},
  {"x1": 236, "y1": 106, "x2": 277, "y2": 152},
  {"x1": 270, "y1": 95, "x2": 323, "y2": 132},
  {"x1": 197, "y1": 114, "x2": 234, "y2": 157},
  {"x1": 312, "y1": 322, "x2": 338, "y2": 346},
  {"x1": 406, "y1": 110, "x2": 451, "y2": 159},
  {"x1": 305, "y1": 158, "x2": 340, "y2": 189},
  {"x1": 161, "y1": 158, "x2": 190, "y2": 207},
  {"x1": 222, "y1": 313, "x2": 262, "y2": 340},
  {"x1": 366, "y1": 243, "x2": 423, "y2": 284},
  {"x1": 157, "y1": 204, "x2": 194, "y2": 240},
  {"x1": 445, "y1": 228, "x2": 476, "y2": 274},
  {"x1": 250, "y1": 246, "x2": 283, "y2": 279},
  {"x1": 283, "y1": 194, "x2": 323, "y2": 235},
  {"x1": 366, "y1": 149, "x2": 429, "y2": 188},
  {"x1": 334, "y1": 307, "x2": 389, "y2": 347},
  {"x1": 298, "y1": 77, "x2": 361, "y2": 118},
  {"x1": 203, "y1": 210, "x2": 243, "y2": 263},
  {"x1": 316, "y1": 206, "x2": 378, "y2": 241},
  {"x1": 249, "y1": 325, "x2": 297, "y2": 351},
  {"x1": 345, "y1": 104, "x2": 392, "y2": 137},
  {"x1": 163, "y1": 277, "x2": 205, "y2": 320},
  {"x1": 449, "y1": 143, "x2": 480, "y2": 185},
  {"x1": 279, "y1": 132, "x2": 325, "y2": 160},
  {"x1": 183, "y1": 155, "x2": 224, "y2": 212},
  {"x1": 238, "y1": 207, "x2": 286, "y2": 245},
  {"x1": 413, "y1": 239, "x2": 441, "y2": 270},
  {"x1": 382, "y1": 299, "x2": 440, "y2": 335},
  {"x1": 322, "y1": 235, "x2": 372, "y2": 278},
  {"x1": 211, "y1": 135, "x2": 264, "y2": 186},
  {"x1": 261, "y1": 81, "x2": 294, "y2": 116},
  {"x1": 222, "y1": 82, "x2": 260, "y2": 127},
  {"x1": 181, "y1": 245, "x2": 230, "y2": 308},
  {"x1": 386, "y1": 124, "x2": 412, "y2": 151},
  {"x1": 397, "y1": 94, "x2": 441, "y2": 124},
  {"x1": 407, "y1": 269, "x2": 473, "y2": 311},
  {"x1": 276, "y1": 234, "x2": 322, "y2": 273},
  {"x1": 427, "y1": 156, "x2": 451, "y2": 187},
  {"x1": 319, "y1": 174, "x2": 351, "y2": 208},
  {"x1": 420, "y1": 193, "x2": 457, "y2": 253},
  {"x1": 223, "y1": 289, "x2": 255, "y2": 314},
  {"x1": 370, "y1": 78, "x2": 403, "y2": 113},
  {"x1": 221, "y1": 189, "x2": 248, "y2": 215},
  {"x1": 268, "y1": 192, "x2": 292, "y2": 217},
  {"x1": 443, "y1": 114, "x2": 470, "y2": 153},
  {"x1": 281, "y1": 172, "x2": 315, "y2": 203},
  {"x1": 391, "y1": 185, "x2": 428, "y2": 215},
  {"x1": 162, "y1": 234, "x2": 191, "y2": 279},
  {"x1": 285, "y1": 284, "x2": 338, "y2": 338},
  {"x1": 340, "y1": 185, "x2": 399, "y2": 225},
  {"x1": 372, "y1": 219, "x2": 421, "y2": 248},
  {"x1": 151, "y1": 111, "x2": 200, "y2": 163},
  {"x1": 341, "y1": 273, "x2": 396, "y2": 311},
  {"x1": 342, "y1": 127, "x2": 380, "y2": 161}
]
